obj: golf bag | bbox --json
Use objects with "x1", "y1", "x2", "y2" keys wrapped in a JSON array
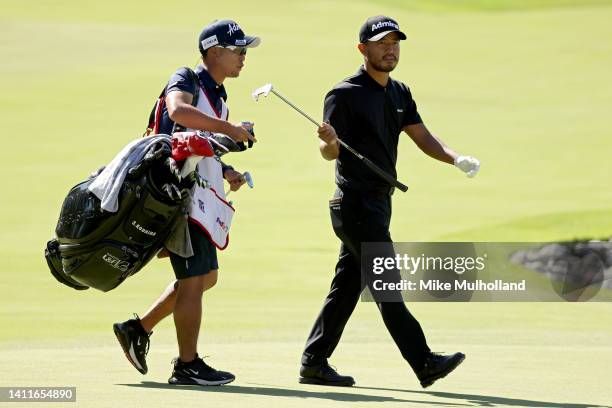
[{"x1": 44, "y1": 138, "x2": 189, "y2": 292}]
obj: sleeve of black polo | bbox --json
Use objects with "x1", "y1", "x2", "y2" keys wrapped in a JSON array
[
  {"x1": 166, "y1": 67, "x2": 198, "y2": 96},
  {"x1": 323, "y1": 90, "x2": 350, "y2": 139},
  {"x1": 401, "y1": 85, "x2": 423, "y2": 126}
]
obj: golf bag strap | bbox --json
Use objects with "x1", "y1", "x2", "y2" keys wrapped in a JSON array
[
  {"x1": 144, "y1": 67, "x2": 200, "y2": 136},
  {"x1": 171, "y1": 68, "x2": 200, "y2": 133}
]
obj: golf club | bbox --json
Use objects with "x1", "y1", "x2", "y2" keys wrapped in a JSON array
[
  {"x1": 252, "y1": 83, "x2": 408, "y2": 192},
  {"x1": 226, "y1": 171, "x2": 254, "y2": 197}
]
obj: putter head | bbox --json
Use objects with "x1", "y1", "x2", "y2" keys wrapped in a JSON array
[{"x1": 252, "y1": 83, "x2": 273, "y2": 101}]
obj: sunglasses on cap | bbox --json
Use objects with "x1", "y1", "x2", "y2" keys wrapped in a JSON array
[{"x1": 215, "y1": 45, "x2": 247, "y2": 56}]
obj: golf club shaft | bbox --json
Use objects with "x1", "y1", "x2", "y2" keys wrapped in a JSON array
[
  {"x1": 271, "y1": 89, "x2": 320, "y2": 127},
  {"x1": 270, "y1": 89, "x2": 408, "y2": 192},
  {"x1": 340, "y1": 141, "x2": 409, "y2": 192}
]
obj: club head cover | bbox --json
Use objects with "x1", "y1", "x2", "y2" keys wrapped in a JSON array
[
  {"x1": 187, "y1": 134, "x2": 214, "y2": 157},
  {"x1": 209, "y1": 133, "x2": 245, "y2": 156},
  {"x1": 128, "y1": 141, "x2": 172, "y2": 180},
  {"x1": 171, "y1": 133, "x2": 214, "y2": 161}
]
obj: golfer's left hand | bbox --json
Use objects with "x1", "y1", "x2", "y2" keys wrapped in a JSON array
[
  {"x1": 454, "y1": 155, "x2": 480, "y2": 178},
  {"x1": 224, "y1": 169, "x2": 246, "y2": 191}
]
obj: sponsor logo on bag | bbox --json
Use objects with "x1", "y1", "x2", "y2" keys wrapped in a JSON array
[
  {"x1": 102, "y1": 253, "x2": 130, "y2": 272},
  {"x1": 198, "y1": 199, "x2": 206, "y2": 213},
  {"x1": 131, "y1": 220, "x2": 157, "y2": 237},
  {"x1": 216, "y1": 217, "x2": 229, "y2": 233},
  {"x1": 121, "y1": 246, "x2": 138, "y2": 258}
]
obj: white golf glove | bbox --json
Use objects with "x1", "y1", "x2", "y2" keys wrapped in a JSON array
[{"x1": 454, "y1": 155, "x2": 480, "y2": 178}]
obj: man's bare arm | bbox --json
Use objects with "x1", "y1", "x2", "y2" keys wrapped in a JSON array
[
  {"x1": 404, "y1": 122, "x2": 480, "y2": 177},
  {"x1": 403, "y1": 123, "x2": 457, "y2": 164},
  {"x1": 165, "y1": 91, "x2": 254, "y2": 143}
]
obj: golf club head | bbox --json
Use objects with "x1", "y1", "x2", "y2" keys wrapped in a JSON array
[
  {"x1": 243, "y1": 171, "x2": 254, "y2": 188},
  {"x1": 208, "y1": 133, "x2": 244, "y2": 156},
  {"x1": 252, "y1": 83, "x2": 273, "y2": 101}
]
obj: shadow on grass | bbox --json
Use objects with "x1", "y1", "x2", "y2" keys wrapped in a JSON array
[
  {"x1": 354, "y1": 386, "x2": 611, "y2": 408},
  {"x1": 117, "y1": 381, "x2": 470, "y2": 405}
]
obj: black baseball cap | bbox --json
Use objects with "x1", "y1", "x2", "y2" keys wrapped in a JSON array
[
  {"x1": 198, "y1": 19, "x2": 261, "y2": 55},
  {"x1": 359, "y1": 15, "x2": 407, "y2": 43}
]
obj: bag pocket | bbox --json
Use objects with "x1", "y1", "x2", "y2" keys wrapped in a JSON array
[{"x1": 60, "y1": 241, "x2": 141, "y2": 292}]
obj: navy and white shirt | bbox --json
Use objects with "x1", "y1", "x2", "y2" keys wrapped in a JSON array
[
  {"x1": 158, "y1": 65, "x2": 233, "y2": 173},
  {"x1": 157, "y1": 65, "x2": 228, "y2": 135}
]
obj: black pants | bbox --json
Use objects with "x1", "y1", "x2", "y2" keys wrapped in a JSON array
[{"x1": 302, "y1": 187, "x2": 431, "y2": 372}]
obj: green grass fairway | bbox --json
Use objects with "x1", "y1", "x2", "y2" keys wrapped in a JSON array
[{"x1": 1, "y1": 1, "x2": 611, "y2": 407}]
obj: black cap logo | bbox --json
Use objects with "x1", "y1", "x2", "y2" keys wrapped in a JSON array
[{"x1": 359, "y1": 15, "x2": 407, "y2": 43}]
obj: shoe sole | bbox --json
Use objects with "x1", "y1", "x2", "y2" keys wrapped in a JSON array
[
  {"x1": 113, "y1": 324, "x2": 147, "y2": 375},
  {"x1": 168, "y1": 376, "x2": 235, "y2": 386},
  {"x1": 298, "y1": 377, "x2": 355, "y2": 387},
  {"x1": 420, "y1": 354, "x2": 465, "y2": 388}
]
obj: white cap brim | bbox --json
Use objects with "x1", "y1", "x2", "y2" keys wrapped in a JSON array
[
  {"x1": 367, "y1": 30, "x2": 407, "y2": 42},
  {"x1": 244, "y1": 36, "x2": 261, "y2": 48}
]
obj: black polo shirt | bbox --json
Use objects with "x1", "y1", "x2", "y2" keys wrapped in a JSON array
[
  {"x1": 157, "y1": 65, "x2": 228, "y2": 135},
  {"x1": 324, "y1": 66, "x2": 422, "y2": 192}
]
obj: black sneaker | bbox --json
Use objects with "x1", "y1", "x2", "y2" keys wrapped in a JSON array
[
  {"x1": 112, "y1": 314, "x2": 152, "y2": 375},
  {"x1": 299, "y1": 361, "x2": 355, "y2": 387},
  {"x1": 416, "y1": 352, "x2": 465, "y2": 388},
  {"x1": 168, "y1": 355, "x2": 235, "y2": 386}
]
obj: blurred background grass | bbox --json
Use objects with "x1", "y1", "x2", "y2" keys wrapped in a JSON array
[{"x1": 1, "y1": 1, "x2": 611, "y2": 407}]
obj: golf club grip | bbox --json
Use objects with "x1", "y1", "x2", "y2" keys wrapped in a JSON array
[
  {"x1": 361, "y1": 156, "x2": 409, "y2": 192},
  {"x1": 337, "y1": 139, "x2": 408, "y2": 192}
]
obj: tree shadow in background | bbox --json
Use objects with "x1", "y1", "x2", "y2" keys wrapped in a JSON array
[
  {"x1": 117, "y1": 381, "x2": 470, "y2": 406},
  {"x1": 353, "y1": 386, "x2": 611, "y2": 408}
]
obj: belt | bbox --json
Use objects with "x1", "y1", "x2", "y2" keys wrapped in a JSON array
[{"x1": 339, "y1": 184, "x2": 395, "y2": 197}]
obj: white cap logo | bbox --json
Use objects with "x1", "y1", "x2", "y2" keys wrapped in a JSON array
[
  {"x1": 371, "y1": 21, "x2": 399, "y2": 31},
  {"x1": 227, "y1": 23, "x2": 241, "y2": 36}
]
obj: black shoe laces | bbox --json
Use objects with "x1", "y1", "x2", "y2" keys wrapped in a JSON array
[
  {"x1": 321, "y1": 362, "x2": 339, "y2": 375},
  {"x1": 133, "y1": 313, "x2": 152, "y2": 356},
  {"x1": 423, "y1": 352, "x2": 443, "y2": 368},
  {"x1": 172, "y1": 355, "x2": 216, "y2": 373},
  {"x1": 197, "y1": 355, "x2": 216, "y2": 373}
]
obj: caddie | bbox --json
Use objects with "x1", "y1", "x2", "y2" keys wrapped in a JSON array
[{"x1": 113, "y1": 19, "x2": 260, "y2": 386}]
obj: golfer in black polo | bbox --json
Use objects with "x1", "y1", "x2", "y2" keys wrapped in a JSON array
[{"x1": 299, "y1": 15, "x2": 480, "y2": 388}]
